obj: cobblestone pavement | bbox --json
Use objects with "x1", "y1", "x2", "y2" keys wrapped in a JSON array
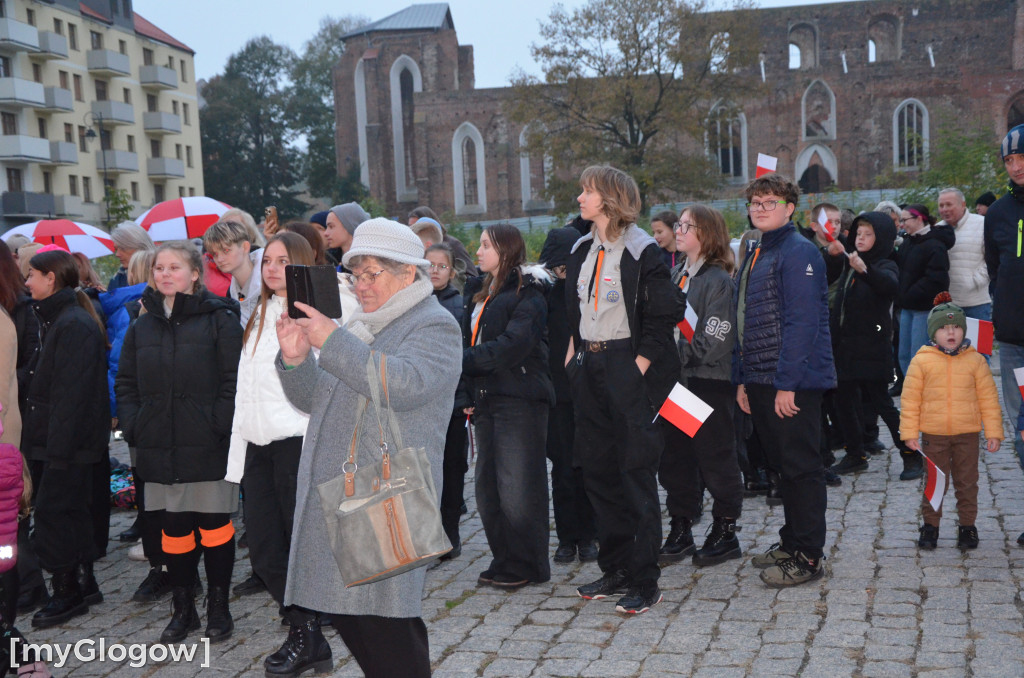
[{"x1": 23, "y1": 360, "x2": 1024, "y2": 677}]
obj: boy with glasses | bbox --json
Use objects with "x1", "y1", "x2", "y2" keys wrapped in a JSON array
[{"x1": 734, "y1": 173, "x2": 837, "y2": 587}]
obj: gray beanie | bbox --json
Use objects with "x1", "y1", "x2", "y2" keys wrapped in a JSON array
[
  {"x1": 330, "y1": 202, "x2": 371, "y2": 235},
  {"x1": 342, "y1": 218, "x2": 429, "y2": 268}
]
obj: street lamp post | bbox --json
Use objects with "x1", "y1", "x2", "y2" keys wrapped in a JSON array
[{"x1": 83, "y1": 111, "x2": 111, "y2": 227}]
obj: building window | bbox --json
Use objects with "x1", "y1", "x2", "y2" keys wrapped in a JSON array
[
  {"x1": 73, "y1": 74, "x2": 83, "y2": 101},
  {"x1": 0, "y1": 57, "x2": 10, "y2": 78},
  {"x1": 42, "y1": 171, "x2": 51, "y2": 194},
  {"x1": 167, "y1": 55, "x2": 174, "y2": 68},
  {"x1": 83, "y1": 176, "x2": 92, "y2": 203},
  {"x1": 68, "y1": 24, "x2": 78, "y2": 51},
  {"x1": 6, "y1": 169, "x2": 23, "y2": 193},
  {"x1": 802, "y1": 80, "x2": 835, "y2": 140},
  {"x1": 389, "y1": 55, "x2": 422, "y2": 201},
  {"x1": 118, "y1": 40, "x2": 127, "y2": 55},
  {"x1": 110, "y1": 0, "x2": 119, "y2": 16},
  {"x1": 64, "y1": 123, "x2": 73, "y2": 143},
  {"x1": 147, "y1": 94, "x2": 157, "y2": 113},
  {"x1": 90, "y1": 31, "x2": 103, "y2": 50},
  {"x1": 1008, "y1": 92, "x2": 1024, "y2": 132},
  {"x1": 143, "y1": 48, "x2": 153, "y2": 66},
  {"x1": 708, "y1": 105, "x2": 746, "y2": 180},
  {"x1": 127, "y1": 135, "x2": 135, "y2": 153},
  {"x1": 182, "y1": 103, "x2": 190, "y2": 125},
  {"x1": 174, "y1": 143, "x2": 182, "y2": 160},
  {"x1": 150, "y1": 139, "x2": 161, "y2": 158},
  {"x1": 154, "y1": 184, "x2": 164, "y2": 203},
  {"x1": 99, "y1": 128, "x2": 111, "y2": 151},
  {"x1": 130, "y1": 181, "x2": 138, "y2": 201},
  {"x1": 1, "y1": 113, "x2": 17, "y2": 136},
  {"x1": 25, "y1": 9, "x2": 35, "y2": 26},
  {"x1": 178, "y1": 186, "x2": 185, "y2": 198},
  {"x1": 461, "y1": 137, "x2": 478, "y2": 206},
  {"x1": 179, "y1": 59, "x2": 186, "y2": 82},
  {"x1": 188, "y1": 187, "x2": 195, "y2": 197},
  {"x1": 709, "y1": 32, "x2": 730, "y2": 73},
  {"x1": 31, "y1": 63, "x2": 42, "y2": 83},
  {"x1": 123, "y1": 88, "x2": 131, "y2": 104},
  {"x1": 78, "y1": 125, "x2": 88, "y2": 152},
  {"x1": 172, "y1": 100, "x2": 179, "y2": 116},
  {"x1": 788, "y1": 23, "x2": 817, "y2": 70},
  {"x1": 451, "y1": 121, "x2": 487, "y2": 215},
  {"x1": 37, "y1": 117, "x2": 47, "y2": 139},
  {"x1": 69, "y1": 175, "x2": 79, "y2": 196},
  {"x1": 868, "y1": 15, "x2": 900, "y2": 63},
  {"x1": 122, "y1": 0, "x2": 130, "y2": 18},
  {"x1": 185, "y1": 146, "x2": 193, "y2": 168},
  {"x1": 59, "y1": 71, "x2": 69, "y2": 90},
  {"x1": 893, "y1": 98, "x2": 928, "y2": 170},
  {"x1": 53, "y1": 18, "x2": 64, "y2": 35},
  {"x1": 94, "y1": 80, "x2": 108, "y2": 101}
]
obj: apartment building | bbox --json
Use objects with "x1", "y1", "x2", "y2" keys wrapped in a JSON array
[{"x1": 0, "y1": 0, "x2": 203, "y2": 231}]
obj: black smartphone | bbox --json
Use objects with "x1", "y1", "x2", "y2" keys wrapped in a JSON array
[{"x1": 286, "y1": 265, "x2": 343, "y2": 320}]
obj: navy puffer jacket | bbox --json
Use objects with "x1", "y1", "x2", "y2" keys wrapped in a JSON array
[{"x1": 733, "y1": 223, "x2": 836, "y2": 391}]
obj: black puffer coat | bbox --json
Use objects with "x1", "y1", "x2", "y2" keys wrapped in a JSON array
[
  {"x1": 462, "y1": 266, "x2": 555, "y2": 407},
  {"x1": 116, "y1": 287, "x2": 242, "y2": 484},
  {"x1": 830, "y1": 212, "x2": 899, "y2": 382},
  {"x1": 895, "y1": 225, "x2": 954, "y2": 311},
  {"x1": 22, "y1": 288, "x2": 109, "y2": 467},
  {"x1": 11, "y1": 293, "x2": 39, "y2": 419}
]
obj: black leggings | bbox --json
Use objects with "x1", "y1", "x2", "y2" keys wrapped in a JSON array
[{"x1": 161, "y1": 512, "x2": 234, "y2": 590}]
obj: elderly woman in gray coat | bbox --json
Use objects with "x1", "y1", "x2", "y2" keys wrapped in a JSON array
[{"x1": 270, "y1": 218, "x2": 461, "y2": 678}]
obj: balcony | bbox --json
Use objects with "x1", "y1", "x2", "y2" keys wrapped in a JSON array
[
  {"x1": 33, "y1": 31, "x2": 68, "y2": 60},
  {"x1": 147, "y1": 157, "x2": 185, "y2": 178},
  {"x1": 139, "y1": 65, "x2": 177, "y2": 90},
  {"x1": 143, "y1": 111, "x2": 181, "y2": 135},
  {"x1": 90, "y1": 100, "x2": 135, "y2": 125},
  {"x1": 54, "y1": 194, "x2": 83, "y2": 217},
  {"x1": 40, "y1": 86, "x2": 73, "y2": 112},
  {"x1": 95, "y1": 149, "x2": 138, "y2": 173},
  {"x1": 1, "y1": 192, "x2": 55, "y2": 218},
  {"x1": 0, "y1": 77, "x2": 45, "y2": 108},
  {"x1": 0, "y1": 135, "x2": 50, "y2": 162},
  {"x1": 86, "y1": 49, "x2": 130, "y2": 77},
  {"x1": 46, "y1": 141, "x2": 77, "y2": 165},
  {"x1": 0, "y1": 18, "x2": 40, "y2": 54}
]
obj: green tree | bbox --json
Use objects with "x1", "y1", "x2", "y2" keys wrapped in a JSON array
[
  {"x1": 506, "y1": 0, "x2": 760, "y2": 210},
  {"x1": 289, "y1": 15, "x2": 369, "y2": 204},
  {"x1": 200, "y1": 37, "x2": 306, "y2": 218},
  {"x1": 103, "y1": 187, "x2": 133, "y2": 226}
]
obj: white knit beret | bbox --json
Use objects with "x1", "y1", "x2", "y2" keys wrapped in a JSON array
[{"x1": 342, "y1": 218, "x2": 430, "y2": 268}]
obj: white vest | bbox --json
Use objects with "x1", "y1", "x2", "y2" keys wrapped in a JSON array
[{"x1": 941, "y1": 211, "x2": 989, "y2": 307}]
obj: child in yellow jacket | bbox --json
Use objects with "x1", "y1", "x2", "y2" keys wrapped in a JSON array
[{"x1": 900, "y1": 294, "x2": 1002, "y2": 550}]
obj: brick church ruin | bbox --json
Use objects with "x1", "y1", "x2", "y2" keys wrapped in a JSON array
[{"x1": 334, "y1": 1, "x2": 1024, "y2": 220}]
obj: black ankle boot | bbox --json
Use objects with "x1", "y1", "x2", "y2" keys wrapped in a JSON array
[
  {"x1": 765, "y1": 471, "x2": 783, "y2": 506},
  {"x1": 264, "y1": 616, "x2": 333, "y2": 676},
  {"x1": 160, "y1": 586, "x2": 200, "y2": 643},
  {"x1": 205, "y1": 586, "x2": 233, "y2": 643},
  {"x1": 76, "y1": 562, "x2": 103, "y2": 605},
  {"x1": 31, "y1": 570, "x2": 87, "y2": 629},
  {"x1": 693, "y1": 517, "x2": 742, "y2": 567},
  {"x1": 659, "y1": 517, "x2": 694, "y2": 561}
]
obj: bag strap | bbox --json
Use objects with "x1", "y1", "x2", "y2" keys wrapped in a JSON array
[
  {"x1": 365, "y1": 353, "x2": 405, "y2": 451},
  {"x1": 343, "y1": 397, "x2": 369, "y2": 498}
]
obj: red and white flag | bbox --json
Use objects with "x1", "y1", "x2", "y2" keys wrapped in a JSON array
[
  {"x1": 1014, "y1": 366, "x2": 1024, "y2": 400},
  {"x1": 965, "y1": 317, "x2": 994, "y2": 355},
  {"x1": 659, "y1": 383, "x2": 714, "y2": 438},
  {"x1": 755, "y1": 153, "x2": 778, "y2": 178},
  {"x1": 922, "y1": 452, "x2": 946, "y2": 512},
  {"x1": 677, "y1": 301, "x2": 699, "y2": 343},
  {"x1": 817, "y1": 207, "x2": 836, "y2": 243}
]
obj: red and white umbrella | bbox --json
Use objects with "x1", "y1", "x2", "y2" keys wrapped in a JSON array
[
  {"x1": 135, "y1": 196, "x2": 232, "y2": 241},
  {"x1": 2, "y1": 219, "x2": 115, "y2": 259}
]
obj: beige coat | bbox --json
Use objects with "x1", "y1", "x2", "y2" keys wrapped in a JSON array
[{"x1": 0, "y1": 309, "x2": 21, "y2": 448}]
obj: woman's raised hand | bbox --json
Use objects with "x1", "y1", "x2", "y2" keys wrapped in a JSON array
[{"x1": 276, "y1": 313, "x2": 311, "y2": 366}]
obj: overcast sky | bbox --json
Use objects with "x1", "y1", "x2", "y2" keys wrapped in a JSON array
[{"x1": 135, "y1": 0, "x2": 864, "y2": 88}]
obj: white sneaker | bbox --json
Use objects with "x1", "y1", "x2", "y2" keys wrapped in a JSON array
[{"x1": 128, "y1": 543, "x2": 146, "y2": 562}]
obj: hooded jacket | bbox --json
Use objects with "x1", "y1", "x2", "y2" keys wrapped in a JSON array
[
  {"x1": 23, "y1": 287, "x2": 109, "y2": 467},
  {"x1": 116, "y1": 287, "x2": 242, "y2": 484},
  {"x1": 984, "y1": 188, "x2": 1024, "y2": 345},
  {"x1": 462, "y1": 265, "x2": 555, "y2": 406},
  {"x1": 830, "y1": 212, "x2": 899, "y2": 382},
  {"x1": 895, "y1": 225, "x2": 955, "y2": 311},
  {"x1": 670, "y1": 259, "x2": 736, "y2": 383}
]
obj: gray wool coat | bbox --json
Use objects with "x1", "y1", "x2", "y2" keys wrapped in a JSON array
[{"x1": 277, "y1": 295, "x2": 461, "y2": 618}]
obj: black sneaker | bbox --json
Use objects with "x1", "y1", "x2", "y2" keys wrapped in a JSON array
[
  {"x1": 823, "y1": 469, "x2": 842, "y2": 487},
  {"x1": 576, "y1": 569, "x2": 630, "y2": 600},
  {"x1": 577, "y1": 541, "x2": 599, "y2": 562},
  {"x1": 830, "y1": 454, "x2": 868, "y2": 475},
  {"x1": 957, "y1": 525, "x2": 979, "y2": 550},
  {"x1": 132, "y1": 567, "x2": 171, "y2": 603},
  {"x1": 615, "y1": 582, "x2": 662, "y2": 614},
  {"x1": 759, "y1": 551, "x2": 825, "y2": 588},
  {"x1": 659, "y1": 517, "x2": 695, "y2": 562},
  {"x1": 553, "y1": 542, "x2": 576, "y2": 564},
  {"x1": 918, "y1": 524, "x2": 939, "y2": 549},
  {"x1": 232, "y1": 572, "x2": 267, "y2": 597}
]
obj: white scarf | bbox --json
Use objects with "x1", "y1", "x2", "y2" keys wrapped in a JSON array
[{"x1": 346, "y1": 275, "x2": 433, "y2": 344}]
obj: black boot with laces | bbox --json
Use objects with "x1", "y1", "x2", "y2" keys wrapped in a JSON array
[
  {"x1": 205, "y1": 586, "x2": 233, "y2": 643},
  {"x1": 264, "y1": 615, "x2": 333, "y2": 676},
  {"x1": 659, "y1": 517, "x2": 694, "y2": 561},
  {"x1": 160, "y1": 586, "x2": 199, "y2": 643},
  {"x1": 693, "y1": 517, "x2": 742, "y2": 567},
  {"x1": 957, "y1": 525, "x2": 979, "y2": 550}
]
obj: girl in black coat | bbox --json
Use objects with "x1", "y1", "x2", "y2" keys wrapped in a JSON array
[
  {"x1": 116, "y1": 242, "x2": 242, "y2": 645},
  {"x1": 21, "y1": 250, "x2": 109, "y2": 629},
  {"x1": 462, "y1": 225, "x2": 554, "y2": 588},
  {"x1": 829, "y1": 213, "x2": 922, "y2": 480}
]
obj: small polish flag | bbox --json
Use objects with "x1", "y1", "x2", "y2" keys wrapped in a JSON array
[
  {"x1": 964, "y1": 317, "x2": 994, "y2": 356},
  {"x1": 1014, "y1": 366, "x2": 1024, "y2": 400},
  {"x1": 677, "y1": 301, "x2": 699, "y2": 343},
  {"x1": 922, "y1": 452, "x2": 946, "y2": 512},
  {"x1": 817, "y1": 207, "x2": 836, "y2": 243},
  {"x1": 755, "y1": 153, "x2": 778, "y2": 178},
  {"x1": 659, "y1": 383, "x2": 714, "y2": 437}
]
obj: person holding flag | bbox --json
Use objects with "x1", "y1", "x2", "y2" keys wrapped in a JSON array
[
  {"x1": 565, "y1": 165, "x2": 681, "y2": 614},
  {"x1": 900, "y1": 293, "x2": 1002, "y2": 550},
  {"x1": 657, "y1": 205, "x2": 745, "y2": 567},
  {"x1": 734, "y1": 172, "x2": 836, "y2": 588}
]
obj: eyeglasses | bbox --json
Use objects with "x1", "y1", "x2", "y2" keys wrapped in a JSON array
[
  {"x1": 428, "y1": 263, "x2": 450, "y2": 272},
  {"x1": 352, "y1": 269, "x2": 387, "y2": 286},
  {"x1": 674, "y1": 220, "x2": 694, "y2": 234},
  {"x1": 898, "y1": 216, "x2": 917, "y2": 224},
  {"x1": 746, "y1": 199, "x2": 788, "y2": 212}
]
